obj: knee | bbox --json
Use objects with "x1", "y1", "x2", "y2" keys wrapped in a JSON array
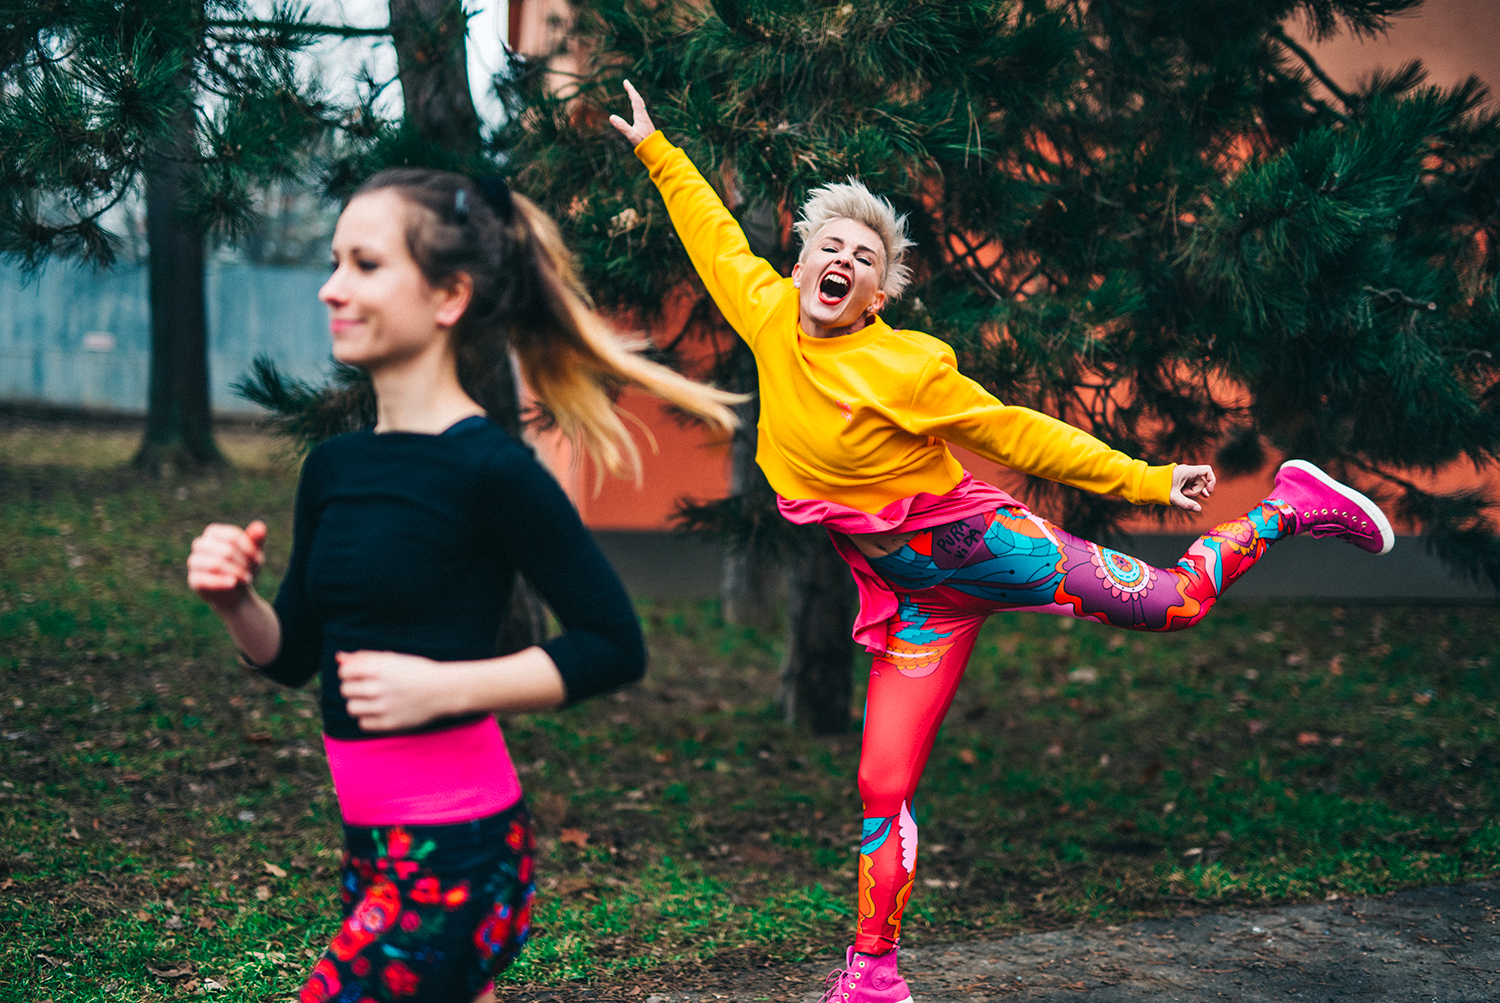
[{"x1": 856, "y1": 764, "x2": 911, "y2": 817}]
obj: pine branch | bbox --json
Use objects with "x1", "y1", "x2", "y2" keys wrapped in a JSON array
[
  {"x1": 1271, "y1": 26, "x2": 1357, "y2": 112},
  {"x1": 232, "y1": 355, "x2": 375, "y2": 451},
  {"x1": 206, "y1": 19, "x2": 391, "y2": 39}
]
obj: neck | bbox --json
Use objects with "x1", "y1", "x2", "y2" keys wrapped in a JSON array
[
  {"x1": 799, "y1": 309, "x2": 877, "y2": 340},
  {"x1": 369, "y1": 339, "x2": 484, "y2": 434}
]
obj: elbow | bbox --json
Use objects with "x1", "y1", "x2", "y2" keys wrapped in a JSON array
[
  {"x1": 612, "y1": 627, "x2": 647, "y2": 690},
  {"x1": 624, "y1": 634, "x2": 648, "y2": 686},
  {"x1": 255, "y1": 660, "x2": 316, "y2": 690}
]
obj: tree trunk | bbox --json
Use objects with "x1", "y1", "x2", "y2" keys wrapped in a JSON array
[
  {"x1": 720, "y1": 341, "x2": 781, "y2": 631},
  {"x1": 779, "y1": 529, "x2": 856, "y2": 735},
  {"x1": 389, "y1": 0, "x2": 482, "y2": 158},
  {"x1": 135, "y1": 93, "x2": 222, "y2": 473}
]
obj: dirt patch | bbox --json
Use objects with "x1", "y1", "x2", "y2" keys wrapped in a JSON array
[{"x1": 579, "y1": 881, "x2": 1500, "y2": 1002}]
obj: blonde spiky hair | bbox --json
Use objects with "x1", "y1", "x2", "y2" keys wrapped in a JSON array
[{"x1": 793, "y1": 179, "x2": 915, "y2": 300}]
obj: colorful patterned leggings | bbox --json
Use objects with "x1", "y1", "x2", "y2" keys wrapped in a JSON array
[
  {"x1": 852, "y1": 498, "x2": 1293, "y2": 954},
  {"x1": 298, "y1": 800, "x2": 535, "y2": 1003}
]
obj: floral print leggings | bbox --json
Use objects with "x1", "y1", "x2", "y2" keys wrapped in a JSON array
[
  {"x1": 853, "y1": 498, "x2": 1293, "y2": 954},
  {"x1": 299, "y1": 800, "x2": 535, "y2": 1003}
]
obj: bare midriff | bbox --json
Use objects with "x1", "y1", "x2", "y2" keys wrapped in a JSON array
[{"x1": 846, "y1": 529, "x2": 921, "y2": 559}]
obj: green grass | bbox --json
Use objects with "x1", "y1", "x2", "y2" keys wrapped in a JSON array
[{"x1": 3, "y1": 421, "x2": 1500, "y2": 1000}]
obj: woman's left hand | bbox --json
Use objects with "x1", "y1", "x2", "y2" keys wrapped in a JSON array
[
  {"x1": 1170, "y1": 463, "x2": 1216, "y2": 512},
  {"x1": 337, "y1": 650, "x2": 451, "y2": 732}
]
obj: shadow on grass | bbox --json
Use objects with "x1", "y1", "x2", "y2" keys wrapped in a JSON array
[{"x1": 2, "y1": 426, "x2": 1499, "y2": 1000}]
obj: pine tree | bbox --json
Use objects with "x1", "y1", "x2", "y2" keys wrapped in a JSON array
[
  {"x1": 0, "y1": 1, "x2": 350, "y2": 470},
  {"x1": 498, "y1": 0, "x2": 1499, "y2": 732}
]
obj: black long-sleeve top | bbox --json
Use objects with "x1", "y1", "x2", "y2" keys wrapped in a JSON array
[{"x1": 257, "y1": 415, "x2": 646, "y2": 740}]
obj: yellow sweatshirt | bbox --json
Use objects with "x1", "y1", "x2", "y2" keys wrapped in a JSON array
[{"x1": 636, "y1": 131, "x2": 1174, "y2": 514}]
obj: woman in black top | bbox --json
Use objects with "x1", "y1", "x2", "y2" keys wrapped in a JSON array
[{"x1": 187, "y1": 171, "x2": 740, "y2": 1003}]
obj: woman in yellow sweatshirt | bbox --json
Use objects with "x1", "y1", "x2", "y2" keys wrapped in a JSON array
[{"x1": 611, "y1": 81, "x2": 1392, "y2": 1003}]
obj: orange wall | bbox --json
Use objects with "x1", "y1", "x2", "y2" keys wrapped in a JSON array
[{"x1": 533, "y1": 389, "x2": 733, "y2": 529}]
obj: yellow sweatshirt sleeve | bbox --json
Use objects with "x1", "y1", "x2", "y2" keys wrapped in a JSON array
[
  {"x1": 635, "y1": 131, "x2": 790, "y2": 346},
  {"x1": 902, "y1": 350, "x2": 1175, "y2": 506}
]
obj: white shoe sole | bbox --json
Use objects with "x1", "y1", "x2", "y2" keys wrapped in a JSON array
[{"x1": 1278, "y1": 459, "x2": 1395, "y2": 556}]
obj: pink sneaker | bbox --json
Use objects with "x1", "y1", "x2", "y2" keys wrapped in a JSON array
[
  {"x1": 819, "y1": 947, "x2": 913, "y2": 1003},
  {"x1": 1272, "y1": 460, "x2": 1394, "y2": 555}
]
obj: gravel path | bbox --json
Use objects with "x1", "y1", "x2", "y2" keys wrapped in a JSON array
[{"x1": 638, "y1": 882, "x2": 1500, "y2": 1002}]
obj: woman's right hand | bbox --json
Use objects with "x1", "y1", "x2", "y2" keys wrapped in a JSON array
[
  {"x1": 187, "y1": 520, "x2": 267, "y2": 610},
  {"x1": 608, "y1": 79, "x2": 656, "y2": 146}
]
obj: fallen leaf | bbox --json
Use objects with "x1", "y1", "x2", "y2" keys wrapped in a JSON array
[
  {"x1": 146, "y1": 962, "x2": 196, "y2": 980},
  {"x1": 263, "y1": 861, "x2": 287, "y2": 878},
  {"x1": 195, "y1": 915, "x2": 217, "y2": 931},
  {"x1": 244, "y1": 731, "x2": 274, "y2": 744},
  {"x1": 254, "y1": 885, "x2": 272, "y2": 901},
  {"x1": 36, "y1": 953, "x2": 70, "y2": 968},
  {"x1": 1297, "y1": 731, "x2": 1321, "y2": 746},
  {"x1": 559, "y1": 828, "x2": 590, "y2": 848},
  {"x1": 1247, "y1": 720, "x2": 1266, "y2": 735},
  {"x1": 957, "y1": 748, "x2": 978, "y2": 765},
  {"x1": 1044, "y1": 742, "x2": 1063, "y2": 757},
  {"x1": 64, "y1": 828, "x2": 81, "y2": 840},
  {"x1": 134, "y1": 910, "x2": 152, "y2": 922},
  {"x1": 0, "y1": 877, "x2": 15, "y2": 891},
  {"x1": 559, "y1": 876, "x2": 596, "y2": 896}
]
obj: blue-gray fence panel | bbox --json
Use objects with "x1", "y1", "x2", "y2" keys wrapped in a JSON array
[{"x1": 0, "y1": 261, "x2": 334, "y2": 415}]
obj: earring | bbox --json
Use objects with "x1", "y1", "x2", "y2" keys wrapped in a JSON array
[{"x1": 792, "y1": 279, "x2": 800, "y2": 288}]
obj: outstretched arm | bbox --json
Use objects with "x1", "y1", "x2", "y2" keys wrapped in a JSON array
[
  {"x1": 609, "y1": 81, "x2": 790, "y2": 344},
  {"x1": 898, "y1": 349, "x2": 1211, "y2": 509}
]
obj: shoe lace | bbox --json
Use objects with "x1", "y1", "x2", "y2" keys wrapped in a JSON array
[{"x1": 817, "y1": 965, "x2": 850, "y2": 1003}]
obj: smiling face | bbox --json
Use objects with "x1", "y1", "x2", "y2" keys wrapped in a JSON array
[
  {"x1": 792, "y1": 218, "x2": 888, "y2": 337},
  {"x1": 318, "y1": 190, "x2": 470, "y2": 372}
]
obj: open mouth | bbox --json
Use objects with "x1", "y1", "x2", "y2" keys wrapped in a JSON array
[{"x1": 818, "y1": 272, "x2": 850, "y2": 304}]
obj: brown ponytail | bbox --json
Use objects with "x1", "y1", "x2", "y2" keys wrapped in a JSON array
[{"x1": 355, "y1": 168, "x2": 744, "y2": 483}]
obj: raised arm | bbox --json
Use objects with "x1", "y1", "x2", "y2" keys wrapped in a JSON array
[{"x1": 609, "y1": 81, "x2": 790, "y2": 344}]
